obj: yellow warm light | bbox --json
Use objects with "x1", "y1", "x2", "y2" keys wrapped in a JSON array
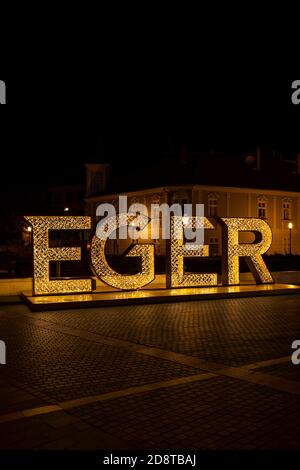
[
  {"x1": 90, "y1": 213, "x2": 155, "y2": 290},
  {"x1": 24, "y1": 215, "x2": 275, "y2": 295},
  {"x1": 220, "y1": 218, "x2": 273, "y2": 286},
  {"x1": 166, "y1": 216, "x2": 218, "y2": 288},
  {"x1": 24, "y1": 216, "x2": 92, "y2": 296},
  {"x1": 288, "y1": 222, "x2": 293, "y2": 230},
  {"x1": 64, "y1": 207, "x2": 69, "y2": 212}
]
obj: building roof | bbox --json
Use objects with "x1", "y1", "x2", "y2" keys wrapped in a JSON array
[{"x1": 86, "y1": 151, "x2": 300, "y2": 198}]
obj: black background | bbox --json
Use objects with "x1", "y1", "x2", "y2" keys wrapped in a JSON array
[
  {"x1": 0, "y1": 75, "x2": 299, "y2": 180},
  {"x1": 0, "y1": 72, "x2": 299, "y2": 214}
]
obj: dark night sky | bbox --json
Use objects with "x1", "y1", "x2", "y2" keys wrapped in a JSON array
[{"x1": 0, "y1": 76, "x2": 299, "y2": 211}]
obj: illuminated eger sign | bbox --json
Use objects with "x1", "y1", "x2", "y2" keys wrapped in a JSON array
[{"x1": 25, "y1": 215, "x2": 273, "y2": 296}]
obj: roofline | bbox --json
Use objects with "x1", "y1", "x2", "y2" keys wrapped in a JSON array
[
  {"x1": 85, "y1": 183, "x2": 300, "y2": 202},
  {"x1": 194, "y1": 184, "x2": 300, "y2": 197}
]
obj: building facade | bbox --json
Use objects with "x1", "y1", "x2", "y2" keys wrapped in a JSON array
[{"x1": 85, "y1": 183, "x2": 300, "y2": 256}]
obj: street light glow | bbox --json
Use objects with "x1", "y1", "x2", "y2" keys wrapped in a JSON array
[{"x1": 288, "y1": 222, "x2": 293, "y2": 230}]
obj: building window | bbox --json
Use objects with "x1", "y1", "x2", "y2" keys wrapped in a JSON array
[
  {"x1": 130, "y1": 197, "x2": 139, "y2": 205},
  {"x1": 209, "y1": 237, "x2": 219, "y2": 256},
  {"x1": 172, "y1": 191, "x2": 189, "y2": 210},
  {"x1": 152, "y1": 194, "x2": 161, "y2": 205},
  {"x1": 282, "y1": 200, "x2": 292, "y2": 220},
  {"x1": 257, "y1": 199, "x2": 267, "y2": 219},
  {"x1": 92, "y1": 171, "x2": 104, "y2": 193},
  {"x1": 208, "y1": 195, "x2": 218, "y2": 217}
]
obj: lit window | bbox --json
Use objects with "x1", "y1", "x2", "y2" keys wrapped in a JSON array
[
  {"x1": 208, "y1": 195, "x2": 218, "y2": 217},
  {"x1": 282, "y1": 200, "x2": 291, "y2": 220},
  {"x1": 258, "y1": 200, "x2": 267, "y2": 219}
]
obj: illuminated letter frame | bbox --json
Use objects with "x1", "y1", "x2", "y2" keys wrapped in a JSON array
[
  {"x1": 219, "y1": 217, "x2": 274, "y2": 286},
  {"x1": 166, "y1": 215, "x2": 218, "y2": 288},
  {"x1": 25, "y1": 216, "x2": 93, "y2": 296},
  {"x1": 90, "y1": 213, "x2": 155, "y2": 290},
  {"x1": 25, "y1": 215, "x2": 275, "y2": 295}
]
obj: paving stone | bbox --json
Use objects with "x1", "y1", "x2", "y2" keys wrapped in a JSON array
[
  {"x1": 69, "y1": 376, "x2": 300, "y2": 450},
  {"x1": 0, "y1": 316, "x2": 203, "y2": 403},
  {"x1": 14, "y1": 294, "x2": 300, "y2": 367},
  {"x1": 0, "y1": 295, "x2": 300, "y2": 449},
  {"x1": 257, "y1": 362, "x2": 300, "y2": 382}
]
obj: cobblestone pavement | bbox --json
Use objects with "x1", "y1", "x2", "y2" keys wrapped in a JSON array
[{"x1": 0, "y1": 294, "x2": 299, "y2": 449}]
